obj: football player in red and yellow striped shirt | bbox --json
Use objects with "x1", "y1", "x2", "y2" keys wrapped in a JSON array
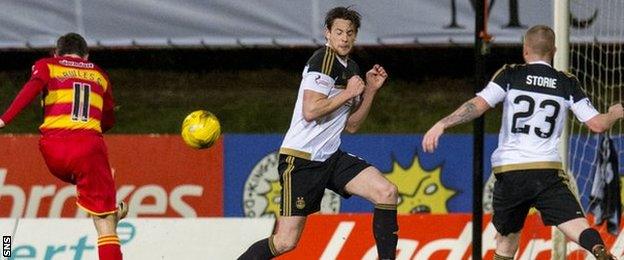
[{"x1": 0, "y1": 33, "x2": 126, "y2": 260}]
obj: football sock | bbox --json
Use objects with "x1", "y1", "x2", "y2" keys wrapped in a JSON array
[
  {"x1": 494, "y1": 252, "x2": 514, "y2": 260},
  {"x1": 97, "y1": 235, "x2": 122, "y2": 260},
  {"x1": 579, "y1": 228, "x2": 605, "y2": 253},
  {"x1": 238, "y1": 236, "x2": 277, "y2": 260},
  {"x1": 373, "y1": 204, "x2": 398, "y2": 260}
]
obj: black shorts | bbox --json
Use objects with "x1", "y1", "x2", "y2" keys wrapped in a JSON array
[
  {"x1": 492, "y1": 169, "x2": 584, "y2": 236},
  {"x1": 278, "y1": 149, "x2": 371, "y2": 216}
]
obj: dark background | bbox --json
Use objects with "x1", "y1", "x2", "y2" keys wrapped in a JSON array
[
  {"x1": 0, "y1": 46, "x2": 525, "y2": 133},
  {"x1": 0, "y1": 46, "x2": 524, "y2": 81}
]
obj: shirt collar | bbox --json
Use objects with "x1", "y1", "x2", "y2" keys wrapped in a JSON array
[{"x1": 528, "y1": 61, "x2": 552, "y2": 67}]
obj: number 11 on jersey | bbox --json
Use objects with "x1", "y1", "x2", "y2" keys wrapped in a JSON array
[{"x1": 71, "y1": 82, "x2": 91, "y2": 122}]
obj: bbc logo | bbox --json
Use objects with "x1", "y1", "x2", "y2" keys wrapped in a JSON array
[{"x1": 2, "y1": 236, "x2": 10, "y2": 257}]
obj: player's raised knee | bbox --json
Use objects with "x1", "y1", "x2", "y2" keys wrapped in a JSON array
[{"x1": 374, "y1": 181, "x2": 398, "y2": 204}]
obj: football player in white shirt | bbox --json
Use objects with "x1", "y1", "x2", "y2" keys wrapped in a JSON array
[
  {"x1": 422, "y1": 25, "x2": 622, "y2": 260},
  {"x1": 239, "y1": 6, "x2": 398, "y2": 260}
]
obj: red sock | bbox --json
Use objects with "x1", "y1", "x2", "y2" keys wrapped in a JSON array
[{"x1": 97, "y1": 235, "x2": 122, "y2": 260}]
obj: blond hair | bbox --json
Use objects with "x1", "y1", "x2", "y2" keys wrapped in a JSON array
[{"x1": 524, "y1": 25, "x2": 555, "y2": 57}]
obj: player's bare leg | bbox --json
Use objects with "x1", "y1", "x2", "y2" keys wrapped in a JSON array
[
  {"x1": 238, "y1": 216, "x2": 306, "y2": 259},
  {"x1": 345, "y1": 166, "x2": 398, "y2": 204},
  {"x1": 494, "y1": 232, "x2": 520, "y2": 259},
  {"x1": 272, "y1": 216, "x2": 306, "y2": 254},
  {"x1": 345, "y1": 166, "x2": 398, "y2": 260},
  {"x1": 557, "y1": 218, "x2": 616, "y2": 259},
  {"x1": 92, "y1": 202, "x2": 127, "y2": 260},
  {"x1": 116, "y1": 201, "x2": 128, "y2": 221}
]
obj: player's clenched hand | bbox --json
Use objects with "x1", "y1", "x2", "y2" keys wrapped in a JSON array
[
  {"x1": 608, "y1": 103, "x2": 624, "y2": 119},
  {"x1": 422, "y1": 122, "x2": 445, "y2": 153},
  {"x1": 366, "y1": 64, "x2": 388, "y2": 91},
  {"x1": 346, "y1": 75, "x2": 365, "y2": 98},
  {"x1": 0, "y1": 119, "x2": 5, "y2": 129}
]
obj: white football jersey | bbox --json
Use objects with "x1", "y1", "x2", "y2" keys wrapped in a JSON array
[
  {"x1": 477, "y1": 61, "x2": 599, "y2": 173},
  {"x1": 280, "y1": 46, "x2": 360, "y2": 161}
]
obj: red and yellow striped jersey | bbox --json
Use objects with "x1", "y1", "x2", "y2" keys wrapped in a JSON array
[{"x1": 1, "y1": 56, "x2": 115, "y2": 135}]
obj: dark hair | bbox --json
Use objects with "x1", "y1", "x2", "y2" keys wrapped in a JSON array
[
  {"x1": 56, "y1": 33, "x2": 88, "y2": 57},
  {"x1": 324, "y1": 6, "x2": 361, "y2": 32}
]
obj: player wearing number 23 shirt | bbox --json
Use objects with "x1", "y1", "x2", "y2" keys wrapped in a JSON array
[{"x1": 422, "y1": 25, "x2": 622, "y2": 259}]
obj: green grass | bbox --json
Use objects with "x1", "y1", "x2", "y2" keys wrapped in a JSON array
[{"x1": 0, "y1": 69, "x2": 502, "y2": 133}]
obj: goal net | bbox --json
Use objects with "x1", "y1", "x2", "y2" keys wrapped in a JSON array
[{"x1": 567, "y1": 0, "x2": 623, "y2": 247}]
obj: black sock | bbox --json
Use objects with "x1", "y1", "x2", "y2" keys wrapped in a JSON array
[
  {"x1": 238, "y1": 236, "x2": 276, "y2": 260},
  {"x1": 579, "y1": 228, "x2": 604, "y2": 253},
  {"x1": 373, "y1": 204, "x2": 398, "y2": 260}
]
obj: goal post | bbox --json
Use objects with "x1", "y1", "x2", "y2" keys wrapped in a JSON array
[{"x1": 553, "y1": 0, "x2": 570, "y2": 259}]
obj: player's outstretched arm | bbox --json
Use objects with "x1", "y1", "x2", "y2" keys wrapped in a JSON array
[
  {"x1": 302, "y1": 75, "x2": 365, "y2": 122},
  {"x1": 345, "y1": 65, "x2": 388, "y2": 133},
  {"x1": 0, "y1": 78, "x2": 46, "y2": 128},
  {"x1": 422, "y1": 96, "x2": 490, "y2": 153},
  {"x1": 585, "y1": 103, "x2": 624, "y2": 133}
]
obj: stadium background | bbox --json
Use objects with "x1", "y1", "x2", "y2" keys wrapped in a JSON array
[
  {"x1": 0, "y1": 1, "x2": 622, "y2": 259},
  {"x1": 0, "y1": 47, "x2": 516, "y2": 134}
]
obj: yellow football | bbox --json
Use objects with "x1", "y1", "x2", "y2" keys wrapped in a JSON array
[{"x1": 181, "y1": 110, "x2": 221, "y2": 149}]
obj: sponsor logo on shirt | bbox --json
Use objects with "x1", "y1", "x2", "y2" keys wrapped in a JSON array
[
  {"x1": 315, "y1": 75, "x2": 331, "y2": 88},
  {"x1": 59, "y1": 59, "x2": 95, "y2": 69}
]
